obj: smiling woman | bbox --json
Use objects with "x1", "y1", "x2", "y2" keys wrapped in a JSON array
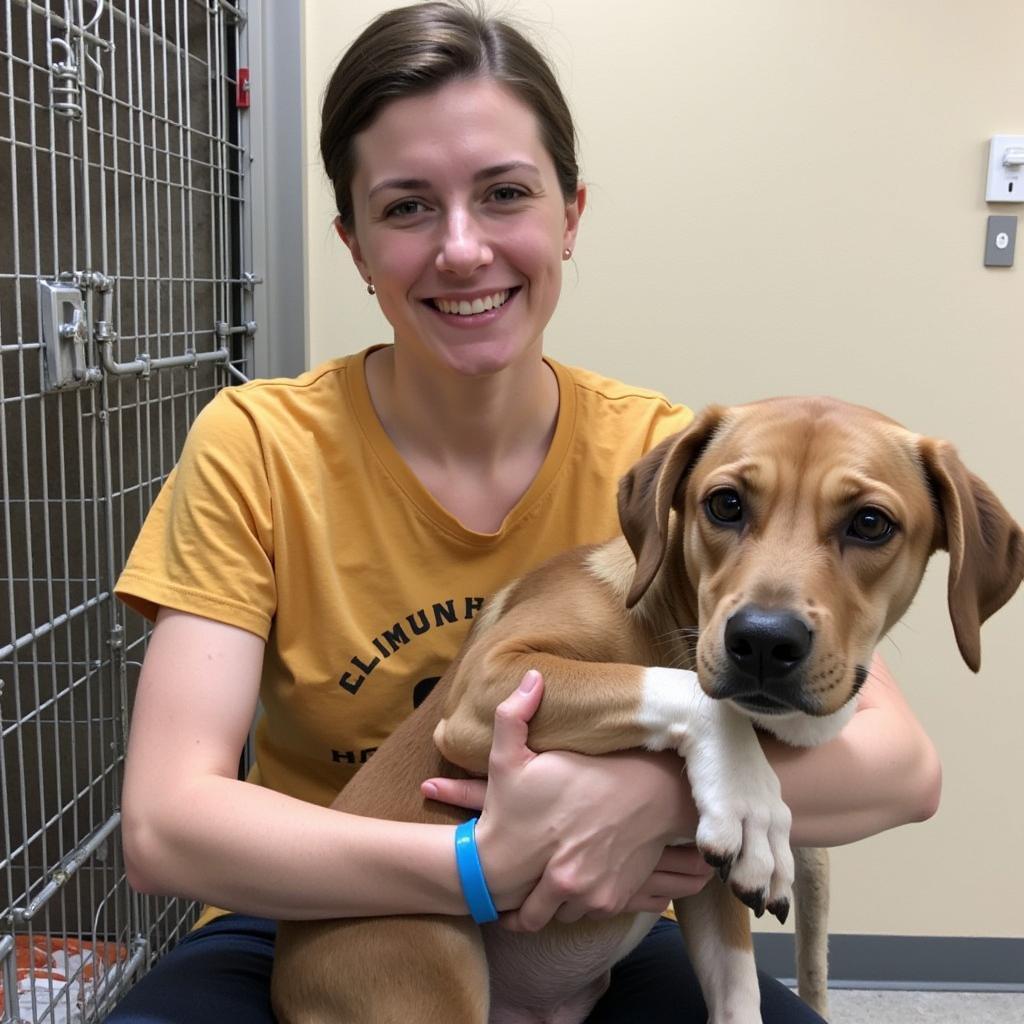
[
  {"x1": 336, "y1": 76, "x2": 584, "y2": 382},
  {"x1": 107, "y1": 4, "x2": 940, "y2": 1023}
]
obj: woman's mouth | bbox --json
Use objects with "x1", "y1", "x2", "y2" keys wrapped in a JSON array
[{"x1": 427, "y1": 288, "x2": 518, "y2": 317}]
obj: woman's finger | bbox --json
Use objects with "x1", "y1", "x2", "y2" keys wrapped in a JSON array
[
  {"x1": 488, "y1": 670, "x2": 544, "y2": 773},
  {"x1": 420, "y1": 776, "x2": 487, "y2": 809},
  {"x1": 654, "y1": 844, "x2": 715, "y2": 875},
  {"x1": 642, "y1": 870, "x2": 711, "y2": 898},
  {"x1": 499, "y1": 871, "x2": 562, "y2": 933},
  {"x1": 624, "y1": 895, "x2": 675, "y2": 915}
]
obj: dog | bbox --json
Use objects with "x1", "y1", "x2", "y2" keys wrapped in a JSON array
[{"x1": 271, "y1": 396, "x2": 1023, "y2": 1024}]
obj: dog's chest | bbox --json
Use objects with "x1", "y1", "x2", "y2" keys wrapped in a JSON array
[{"x1": 482, "y1": 912, "x2": 658, "y2": 1023}]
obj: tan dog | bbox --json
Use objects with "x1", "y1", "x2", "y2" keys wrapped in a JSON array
[{"x1": 272, "y1": 397, "x2": 1023, "y2": 1024}]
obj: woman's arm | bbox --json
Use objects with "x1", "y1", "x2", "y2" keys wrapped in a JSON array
[
  {"x1": 425, "y1": 654, "x2": 941, "y2": 926},
  {"x1": 765, "y1": 653, "x2": 942, "y2": 848},
  {"x1": 121, "y1": 608, "x2": 473, "y2": 919},
  {"x1": 121, "y1": 610, "x2": 709, "y2": 923}
]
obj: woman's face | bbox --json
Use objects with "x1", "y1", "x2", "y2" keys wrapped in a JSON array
[{"x1": 338, "y1": 77, "x2": 585, "y2": 378}]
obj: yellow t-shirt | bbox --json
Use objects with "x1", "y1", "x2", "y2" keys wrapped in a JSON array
[{"x1": 116, "y1": 346, "x2": 692, "y2": 922}]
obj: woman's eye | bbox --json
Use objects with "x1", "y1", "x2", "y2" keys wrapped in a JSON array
[
  {"x1": 847, "y1": 506, "x2": 897, "y2": 544},
  {"x1": 705, "y1": 489, "x2": 743, "y2": 526},
  {"x1": 385, "y1": 199, "x2": 428, "y2": 218},
  {"x1": 489, "y1": 184, "x2": 528, "y2": 203}
]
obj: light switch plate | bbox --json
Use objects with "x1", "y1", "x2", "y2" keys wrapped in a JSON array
[
  {"x1": 986, "y1": 135, "x2": 1024, "y2": 202},
  {"x1": 984, "y1": 215, "x2": 1017, "y2": 267}
]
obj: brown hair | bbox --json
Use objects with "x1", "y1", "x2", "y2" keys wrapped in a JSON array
[{"x1": 320, "y1": 1, "x2": 580, "y2": 232}]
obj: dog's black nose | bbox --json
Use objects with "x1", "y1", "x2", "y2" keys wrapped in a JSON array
[{"x1": 724, "y1": 606, "x2": 812, "y2": 682}]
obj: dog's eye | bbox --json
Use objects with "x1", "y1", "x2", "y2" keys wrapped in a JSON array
[
  {"x1": 847, "y1": 506, "x2": 896, "y2": 543},
  {"x1": 705, "y1": 489, "x2": 743, "y2": 525}
]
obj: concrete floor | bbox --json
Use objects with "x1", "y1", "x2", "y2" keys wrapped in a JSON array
[{"x1": 826, "y1": 988, "x2": 1024, "y2": 1023}]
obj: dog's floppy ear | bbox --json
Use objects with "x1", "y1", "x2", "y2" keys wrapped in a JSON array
[
  {"x1": 918, "y1": 438, "x2": 1024, "y2": 672},
  {"x1": 618, "y1": 406, "x2": 726, "y2": 608}
]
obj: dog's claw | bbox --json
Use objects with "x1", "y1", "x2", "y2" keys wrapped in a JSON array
[
  {"x1": 736, "y1": 888, "x2": 767, "y2": 918},
  {"x1": 767, "y1": 898, "x2": 790, "y2": 926},
  {"x1": 703, "y1": 851, "x2": 733, "y2": 882}
]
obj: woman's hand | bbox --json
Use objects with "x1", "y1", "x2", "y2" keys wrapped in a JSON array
[{"x1": 421, "y1": 670, "x2": 711, "y2": 932}]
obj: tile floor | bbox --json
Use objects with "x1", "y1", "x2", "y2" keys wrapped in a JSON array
[{"x1": 824, "y1": 988, "x2": 1024, "y2": 1023}]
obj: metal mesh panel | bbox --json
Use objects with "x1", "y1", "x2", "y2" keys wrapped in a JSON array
[{"x1": 0, "y1": 1, "x2": 257, "y2": 1019}]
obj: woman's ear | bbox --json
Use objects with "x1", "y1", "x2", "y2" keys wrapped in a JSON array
[
  {"x1": 563, "y1": 182, "x2": 587, "y2": 253},
  {"x1": 333, "y1": 215, "x2": 371, "y2": 286}
]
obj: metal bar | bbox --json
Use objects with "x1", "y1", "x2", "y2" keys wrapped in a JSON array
[
  {"x1": 1, "y1": 933, "x2": 17, "y2": 1024},
  {"x1": 3, "y1": 761, "x2": 120, "y2": 865},
  {"x1": 7, "y1": 0, "x2": 113, "y2": 51},
  {"x1": 215, "y1": 0, "x2": 246, "y2": 24},
  {"x1": 16, "y1": 1, "x2": 46, "y2": 974},
  {"x1": 98, "y1": 341, "x2": 232, "y2": 376},
  {"x1": 225, "y1": 363, "x2": 249, "y2": 384},
  {"x1": 88, "y1": 937, "x2": 149, "y2": 1019},
  {"x1": 178, "y1": 0, "x2": 198, "y2": 427},
  {"x1": 0, "y1": 591, "x2": 110, "y2": 680},
  {"x1": 0, "y1": 4, "x2": 23, "y2": 1005},
  {"x1": 12, "y1": 811, "x2": 122, "y2": 923}
]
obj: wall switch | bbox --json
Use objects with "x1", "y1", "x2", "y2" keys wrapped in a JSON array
[
  {"x1": 986, "y1": 135, "x2": 1024, "y2": 202},
  {"x1": 984, "y1": 215, "x2": 1017, "y2": 267}
]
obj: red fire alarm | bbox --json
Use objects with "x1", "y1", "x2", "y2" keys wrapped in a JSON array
[{"x1": 236, "y1": 68, "x2": 250, "y2": 109}]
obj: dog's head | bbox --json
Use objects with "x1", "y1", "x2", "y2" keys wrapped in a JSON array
[{"x1": 618, "y1": 397, "x2": 1023, "y2": 733}]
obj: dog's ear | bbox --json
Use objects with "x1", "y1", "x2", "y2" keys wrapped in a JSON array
[
  {"x1": 618, "y1": 406, "x2": 726, "y2": 608},
  {"x1": 918, "y1": 438, "x2": 1024, "y2": 672}
]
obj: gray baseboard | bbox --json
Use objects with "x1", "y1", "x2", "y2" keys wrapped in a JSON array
[{"x1": 753, "y1": 933, "x2": 1024, "y2": 991}]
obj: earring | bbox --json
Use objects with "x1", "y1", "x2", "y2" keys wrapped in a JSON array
[
  {"x1": 563, "y1": 248, "x2": 573, "y2": 261},
  {"x1": 367, "y1": 281, "x2": 376, "y2": 295}
]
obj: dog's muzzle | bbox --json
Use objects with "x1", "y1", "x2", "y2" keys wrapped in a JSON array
[{"x1": 719, "y1": 605, "x2": 815, "y2": 714}]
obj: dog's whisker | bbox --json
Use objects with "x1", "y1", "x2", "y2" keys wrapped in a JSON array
[
  {"x1": 882, "y1": 634, "x2": 903, "y2": 657},
  {"x1": 652, "y1": 627, "x2": 700, "y2": 647},
  {"x1": 668, "y1": 655, "x2": 697, "y2": 672}
]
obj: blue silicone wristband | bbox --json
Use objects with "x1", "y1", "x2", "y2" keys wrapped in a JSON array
[{"x1": 454, "y1": 818, "x2": 499, "y2": 924}]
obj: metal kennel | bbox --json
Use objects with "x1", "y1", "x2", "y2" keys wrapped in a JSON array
[{"x1": 0, "y1": 1, "x2": 286, "y2": 1018}]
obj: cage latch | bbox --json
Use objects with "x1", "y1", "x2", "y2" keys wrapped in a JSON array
[{"x1": 39, "y1": 277, "x2": 102, "y2": 391}]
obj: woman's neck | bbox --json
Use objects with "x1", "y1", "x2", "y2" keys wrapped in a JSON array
[{"x1": 364, "y1": 343, "x2": 559, "y2": 473}]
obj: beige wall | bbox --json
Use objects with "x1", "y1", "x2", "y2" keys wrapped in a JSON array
[{"x1": 301, "y1": 1, "x2": 1023, "y2": 938}]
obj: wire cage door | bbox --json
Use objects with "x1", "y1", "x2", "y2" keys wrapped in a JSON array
[{"x1": 0, "y1": 1, "x2": 259, "y2": 1019}]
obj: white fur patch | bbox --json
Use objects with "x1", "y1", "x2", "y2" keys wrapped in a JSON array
[
  {"x1": 636, "y1": 667, "x2": 706, "y2": 751},
  {"x1": 750, "y1": 696, "x2": 858, "y2": 748},
  {"x1": 639, "y1": 668, "x2": 795, "y2": 916}
]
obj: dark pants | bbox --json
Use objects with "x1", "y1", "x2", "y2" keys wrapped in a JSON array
[{"x1": 105, "y1": 914, "x2": 825, "y2": 1022}]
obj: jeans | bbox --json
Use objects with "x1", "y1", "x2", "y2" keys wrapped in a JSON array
[{"x1": 105, "y1": 914, "x2": 825, "y2": 1022}]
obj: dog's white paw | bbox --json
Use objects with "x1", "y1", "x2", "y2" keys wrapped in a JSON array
[
  {"x1": 636, "y1": 667, "x2": 795, "y2": 922},
  {"x1": 685, "y1": 705, "x2": 794, "y2": 923}
]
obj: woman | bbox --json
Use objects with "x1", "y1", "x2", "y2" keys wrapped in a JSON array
[{"x1": 110, "y1": 3, "x2": 940, "y2": 1021}]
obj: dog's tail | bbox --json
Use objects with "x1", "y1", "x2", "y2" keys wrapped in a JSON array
[{"x1": 794, "y1": 846, "x2": 831, "y2": 1020}]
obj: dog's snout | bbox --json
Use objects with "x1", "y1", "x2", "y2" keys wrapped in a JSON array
[{"x1": 724, "y1": 606, "x2": 812, "y2": 681}]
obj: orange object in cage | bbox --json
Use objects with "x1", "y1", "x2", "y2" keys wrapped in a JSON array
[{"x1": 0, "y1": 936, "x2": 129, "y2": 1016}]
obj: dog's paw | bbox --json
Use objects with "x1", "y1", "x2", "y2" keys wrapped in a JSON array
[
  {"x1": 683, "y1": 710, "x2": 795, "y2": 922},
  {"x1": 694, "y1": 778, "x2": 794, "y2": 921}
]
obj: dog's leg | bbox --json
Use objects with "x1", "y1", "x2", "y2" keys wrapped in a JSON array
[
  {"x1": 272, "y1": 684, "x2": 490, "y2": 1024},
  {"x1": 439, "y1": 656, "x2": 795, "y2": 923},
  {"x1": 676, "y1": 880, "x2": 761, "y2": 1024},
  {"x1": 793, "y1": 846, "x2": 830, "y2": 1020},
  {"x1": 272, "y1": 914, "x2": 488, "y2": 1024}
]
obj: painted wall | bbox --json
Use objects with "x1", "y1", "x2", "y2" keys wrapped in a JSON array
[{"x1": 299, "y1": 0, "x2": 1024, "y2": 939}]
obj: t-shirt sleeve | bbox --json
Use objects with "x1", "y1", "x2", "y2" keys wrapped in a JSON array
[{"x1": 115, "y1": 389, "x2": 276, "y2": 640}]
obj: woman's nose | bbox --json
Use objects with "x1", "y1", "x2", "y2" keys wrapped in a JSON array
[{"x1": 435, "y1": 207, "x2": 493, "y2": 276}]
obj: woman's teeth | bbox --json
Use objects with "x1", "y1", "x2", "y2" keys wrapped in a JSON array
[{"x1": 433, "y1": 290, "x2": 510, "y2": 316}]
